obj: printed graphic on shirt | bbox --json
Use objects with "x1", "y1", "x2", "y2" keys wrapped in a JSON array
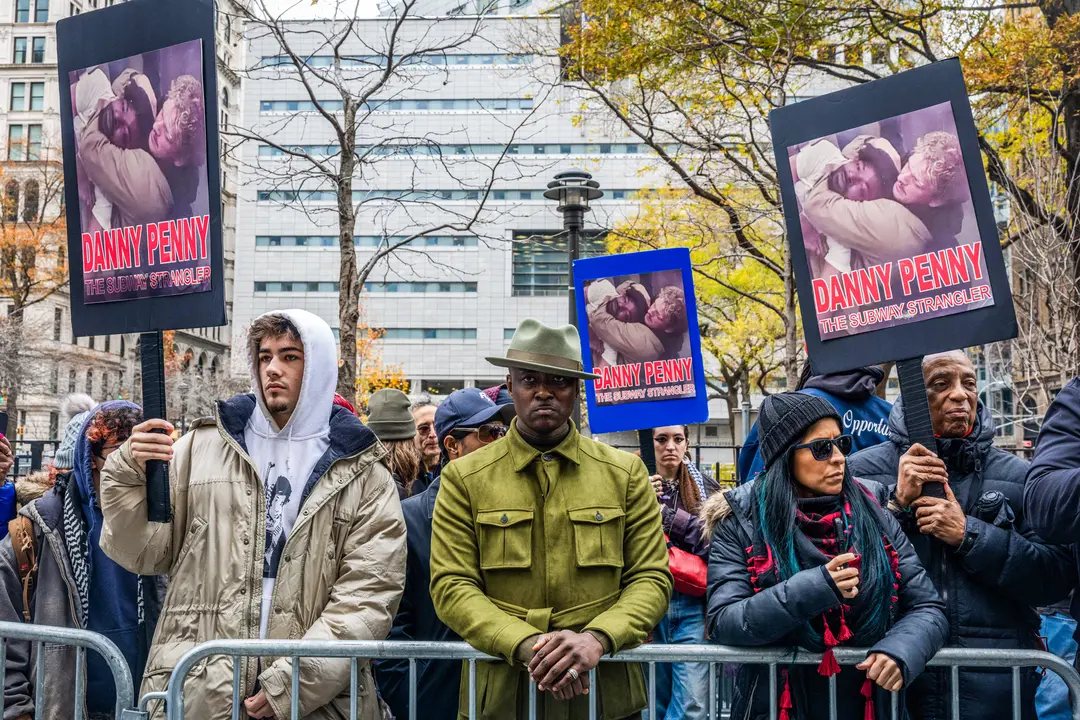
[{"x1": 264, "y1": 463, "x2": 292, "y2": 579}]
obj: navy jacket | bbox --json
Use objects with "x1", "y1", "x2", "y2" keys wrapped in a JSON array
[
  {"x1": 1024, "y1": 378, "x2": 1080, "y2": 642},
  {"x1": 703, "y1": 479, "x2": 947, "y2": 720},
  {"x1": 738, "y1": 370, "x2": 891, "y2": 484},
  {"x1": 375, "y1": 474, "x2": 459, "y2": 720},
  {"x1": 848, "y1": 399, "x2": 1075, "y2": 720}
]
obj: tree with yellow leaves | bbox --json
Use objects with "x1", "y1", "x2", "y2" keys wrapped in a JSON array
[
  {"x1": 611, "y1": 190, "x2": 789, "y2": 440},
  {"x1": 0, "y1": 142, "x2": 68, "y2": 425},
  {"x1": 563, "y1": 0, "x2": 1080, "y2": 389},
  {"x1": 354, "y1": 305, "x2": 409, "y2": 418}
]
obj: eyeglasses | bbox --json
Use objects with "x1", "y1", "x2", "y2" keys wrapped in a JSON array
[
  {"x1": 454, "y1": 423, "x2": 508, "y2": 444},
  {"x1": 791, "y1": 435, "x2": 853, "y2": 461}
]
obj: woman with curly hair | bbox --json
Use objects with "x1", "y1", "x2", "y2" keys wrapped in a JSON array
[
  {"x1": 0, "y1": 401, "x2": 167, "y2": 719},
  {"x1": 701, "y1": 392, "x2": 947, "y2": 719}
]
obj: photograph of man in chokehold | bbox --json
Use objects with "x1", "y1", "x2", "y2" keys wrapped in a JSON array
[
  {"x1": 585, "y1": 269, "x2": 690, "y2": 369},
  {"x1": 70, "y1": 38, "x2": 211, "y2": 304},
  {"x1": 787, "y1": 101, "x2": 994, "y2": 341}
]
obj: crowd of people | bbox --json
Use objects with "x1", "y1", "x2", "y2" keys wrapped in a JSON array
[{"x1": 0, "y1": 310, "x2": 1079, "y2": 719}]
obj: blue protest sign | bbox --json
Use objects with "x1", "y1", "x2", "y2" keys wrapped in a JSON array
[{"x1": 574, "y1": 247, "x2": 709, "y2": 434}]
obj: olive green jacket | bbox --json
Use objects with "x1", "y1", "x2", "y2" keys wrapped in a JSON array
[{"x1": 430, "y1": 420, "x2": 672, "y2": 719}]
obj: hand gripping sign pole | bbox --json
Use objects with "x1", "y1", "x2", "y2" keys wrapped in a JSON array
[
  {"x1": 140, "y1": 331, "x2": 172, "y2": 523},
  {"x1": 896, "y1": 356, "x2": 945, "y2": 498}
]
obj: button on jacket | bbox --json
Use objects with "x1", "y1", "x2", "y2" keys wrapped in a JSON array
[{"x1": 430, "y1": 419, "x2": 672, "y2": 719}]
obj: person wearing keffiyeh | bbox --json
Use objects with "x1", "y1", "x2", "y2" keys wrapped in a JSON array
[
  {"x1": 0, "y1": 401, "x2": 166, "y2": 720},
  {"x1": 646, "y1": 425, "x2": 720, "y2": 719},
  {"x1": 700, "y1": 392, "x2": 947, "y2": 720}
]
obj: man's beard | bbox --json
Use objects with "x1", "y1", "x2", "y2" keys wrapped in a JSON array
[{"x1": 266, "y1": 398, "x2": 291, "y2": 414}]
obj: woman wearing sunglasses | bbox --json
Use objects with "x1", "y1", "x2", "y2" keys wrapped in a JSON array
[{"x1": 700, "y1": 392, "x2": 946, "y2": 720}]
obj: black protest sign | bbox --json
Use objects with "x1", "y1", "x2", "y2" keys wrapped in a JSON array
[
  {"x1": 57, "y1": 0, "x2": 225, "y2": 338},
  {"x1": 770, "y1": 59, "x2": 1016, "y2": 375}
]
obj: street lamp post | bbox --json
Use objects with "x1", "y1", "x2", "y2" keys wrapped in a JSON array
[
  {"x1": 544, "y1": 169, "x2": 603, "y2": 436},
  {"x1": 544, "y1": 169, "x2": 603, "y2": 329}
]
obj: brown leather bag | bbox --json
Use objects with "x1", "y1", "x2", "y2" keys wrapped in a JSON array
[{"x1": 7, "y1": 516, "x2": 37, "y2": 623}]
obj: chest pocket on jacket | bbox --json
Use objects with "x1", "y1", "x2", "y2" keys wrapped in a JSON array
[
  {"x1": 477, "y1": 509, "x2": 533, "y2": 570},
  {"x1": 568, "y1": 506, "x2": 625, "y2": 568}
]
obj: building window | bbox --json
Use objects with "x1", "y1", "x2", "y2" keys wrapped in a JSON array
[
  {"x1": 86, "y1": 369, "x2": 93, "y2": 395},
  {"x1": 704, "y1": 425, "x2": 719, "y2": 439},
  {"x1": 53, "y1": 307, "x2": 61, "y2": 340},
  {"x1": 34, "y1": 0, "x2": 47, "y2": 21},
  {"x1": 29, "y1": 82, "x2": 43, "y2": 111},
  {"x1": 104, "y1": 335, "x2": 111, "y2": 353},
  {"x1": 382, "y1": 328, "x2": 477, "y2": 340},
  {"x1": 68, "y1": 367, "x2": 75, "y2": 392},
  {"x1": 26, "y1": 125, "x2": 41, "y2": 160},
  {"x1": 871, "y1": 43, "x2": 889, "y2": 65},
  {"x1": 31, "y1": 37, "x2": 45, "y2": 64},
  {"x1": 511, "y1": 230, "x2": 607, "y2": 297},
  {"x1": 7, "y1": 126, "x2": 23, "y2": 161},
  {"x1": 15, "y1": 0, "x2": 30, "y2": 21},
  {"x1": 4, "y1": 180, "x2": 19, "y2": 220},
  {"x1": 10, "y1": 82, "x2": 25, "y2": 111},
  {"x1": 48, "y1": 411, "x2": 58, "y2": 440},
  {"x1": 49, "y1": 365, "x2": 58, "y2": 394},
  {"x1": 12, "y1": 37, "x2": 27, "y2": 64},
  {"x1": 362, "y1": 281, "x2": 477, "y2": 293},
  {"x1": 504, "y1": 328, "x2": 516, "y2": 340},
  {"x1": 420, "y1": 379, "x2": 464, "y2": 396},
  {"x1": 119, "y1": 336, "x2": 125, "y2": 358},
  {"x1": 101, "y1": 372, "x2": 109, "y2": 399},
  {"x1": 69, "y1": 1, "x2": 80, "y2": 13},
  {"x1": 22, "y1": 180, "x2": 38, "y2": 221},
  {"x1": 88, "y1": 335, "x2": 94, "y2": 350}
]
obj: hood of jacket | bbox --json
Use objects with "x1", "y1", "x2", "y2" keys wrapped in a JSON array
[
  {"x1": 802, "y1": 366, "x2": 885, "y2": 402},
  {"x1": 887, "y1": 394, "x2": 995, "y2": 451},
  {"x1": 700, "y1": 481, "x2": 756, "y2": 539},
  {"x1": 247, "y1": 309, "x2": 338, "y2": 440},
  {"x1": 73, "y1": 400, "x2": 142, "y2": 518}
]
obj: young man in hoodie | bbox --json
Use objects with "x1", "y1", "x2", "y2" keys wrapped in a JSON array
[
  {"x1": 738, "y1": 363, "x2": 892, "y2": 484},
  {"x1": 0, "y1": 401, "x2": 166, "y2": 720},
  {"x1": 98, "y1": 309, "x2": 407, "y2": 720}
]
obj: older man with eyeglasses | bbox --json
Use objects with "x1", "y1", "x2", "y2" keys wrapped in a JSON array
[{"x1": 376, "y1": 388, "x2": 515, "y2": 720}]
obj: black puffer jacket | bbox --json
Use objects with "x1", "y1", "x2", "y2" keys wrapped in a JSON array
[
  {"x1": 702, "y1": 479, "x2": 947, "y2": 720},
  {"x1": 847, "y1": 399, "x2": 1075, "y2": 720}
]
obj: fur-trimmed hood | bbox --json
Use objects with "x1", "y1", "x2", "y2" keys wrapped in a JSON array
[
  {"x1": 16, "y1": 469, "x2": 54, "y2": 504},
  {"x1": 700, "y1": 491, "x2": 733, "y2": 539}
]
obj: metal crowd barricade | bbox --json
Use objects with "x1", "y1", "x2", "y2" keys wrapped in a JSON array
[
  {"x1": 158, "y1": 639, "x2": 1080, "y2": 720},
  {"x1": 0, "y1": 619, "x2": 141, "y2": 719}
]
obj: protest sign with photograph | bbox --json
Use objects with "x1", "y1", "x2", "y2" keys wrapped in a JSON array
[
  {"x1": 574, "y1": 248, "x2": 708, "y2": 433},
  {"x1": 57, "y1": 0, "x2": 225, "y2": 337},
  {"x1": 771, "y1": 59, "x2": 1016, "y2": 373}
]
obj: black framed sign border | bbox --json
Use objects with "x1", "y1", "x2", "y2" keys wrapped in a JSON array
[
  {"x1": 56, "y1": 0, "x2": 226, "y2": 338},
  {"x1": 769, "y1": 58, "x2": 1017, "y2": 374}
]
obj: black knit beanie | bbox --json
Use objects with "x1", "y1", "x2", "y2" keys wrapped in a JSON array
[{"x1": 758, "y1": 392, "x2": 841, "y2": 469}]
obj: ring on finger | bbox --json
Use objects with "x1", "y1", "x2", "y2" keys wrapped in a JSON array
[{"x1": 566, "y1": 668, "x2": 579, "y2": 682}]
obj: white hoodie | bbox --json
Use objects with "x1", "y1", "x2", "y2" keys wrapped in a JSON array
[{"x1": 243, "y1": 309, "x2": 338, "y2": 638}]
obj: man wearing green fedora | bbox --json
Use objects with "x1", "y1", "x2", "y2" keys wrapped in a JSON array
[{"x1": 430, "y1": 318, "x2": 672, "y2": 718}]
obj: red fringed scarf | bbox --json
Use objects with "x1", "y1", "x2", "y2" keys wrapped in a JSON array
[{"x1": 748, "y1": 500, "x2": 903, "y2": 720}]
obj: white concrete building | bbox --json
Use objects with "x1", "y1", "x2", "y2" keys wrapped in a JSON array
[
  {"x1": 0, "y1": 0, "x2": 241, "y2": 442},
  {"x1": 235, "y1": 17, "x2": 671, "y2": 394}
]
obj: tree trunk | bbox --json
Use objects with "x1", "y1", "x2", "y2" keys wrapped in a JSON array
[
  {"x1": 725, "y1": 385, "x2": 739, "y2": 446},
  {"x1": 4, "y1": 311, "x2": 23, "y2": 436},
  {"x1": 783, "y1": 248, "x2": 800, "y2": 390},
  {"x1": 336, "y1": 102, "x2": 359, "y2": 402}
]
